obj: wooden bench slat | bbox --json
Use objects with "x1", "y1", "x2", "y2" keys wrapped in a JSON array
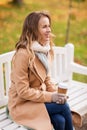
[
  {"x1": 68, "y1": 89, "x2": 87, "y2": 108},
  {"x1": 68, "y1": 88, "x2": 87, "y2": 100},
  {"x1": 0, "y1": 108, "x2": 27, "y2": 130},
  {"x1": 71, "y1": 100, "x2": 87, "y2": 112},
  {"x1": 69, "y1": 98, "x2": 87, "y2": 109},
  {"x1": 0, "y1": 108, "x2": 6, "y2": 114},
  {"x1": 71, "y1": 80, "x2": 87, "y2": 88},
  {"x1": 0, "y1": 118, "x2": 12, "y2": 128},
  {"x1": 68, "y1": 84, "x2": 84, "y2": 92},
  {"x1": 3, "y1": 122, "x2": 20, "y2": 130},
  {"x1": 16, "y1": 127, "x2": 28, "y2": 130},
  {"x1": 78, "y1": 107, "x2": 87, "y2": 116},
  {"x1": 0, "y1": 113, "x2": 8, "y2": 121}
]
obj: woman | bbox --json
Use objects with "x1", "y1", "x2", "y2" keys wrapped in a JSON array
[{"x1": 8, "y1": 11, "x2": 73, "y2": 130}]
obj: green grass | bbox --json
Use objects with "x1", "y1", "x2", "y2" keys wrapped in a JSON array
[{"x1": 0, "y1": 0, "x2": 87, "y2": 82}]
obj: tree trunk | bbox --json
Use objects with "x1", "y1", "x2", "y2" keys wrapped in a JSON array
[
  {"x1": 12, "y1": 0, "x2": 23, "y2": 5},
  {"x1": 65, "y1": 0, "x2": 72, "y2": 44}
]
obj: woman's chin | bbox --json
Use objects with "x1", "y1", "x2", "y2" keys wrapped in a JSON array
[{"x1": 45, "y1": 39, "x2": 50, "y2": 42}]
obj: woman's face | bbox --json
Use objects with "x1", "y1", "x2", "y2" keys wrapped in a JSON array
[{"x1": 38, "y1": 16, "x2": 51, "y2": 46}]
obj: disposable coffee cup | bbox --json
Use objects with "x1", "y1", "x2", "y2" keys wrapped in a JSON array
[{"x1": 58, "y1": 82, "x2": 68, "y2": 94}]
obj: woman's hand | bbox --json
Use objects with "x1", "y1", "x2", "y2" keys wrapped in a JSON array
[{"x1": 52, "y1": 92, "x2": 68, "y2": 104}]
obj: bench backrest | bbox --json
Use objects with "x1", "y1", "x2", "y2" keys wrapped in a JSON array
[
  {"x1": 0, "y1": 43, "x2": 74, "y2": 107},
  {"x1": 0, "y1": 51, "x2": 15, "y2": 107},
  {"x1": 51, "y1": 43, "x2": 74, "y2": 82}
]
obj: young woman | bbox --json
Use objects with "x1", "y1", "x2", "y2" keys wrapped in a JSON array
[{"x1": 8, "y1": 11, "x2": 73, "y2": 130}]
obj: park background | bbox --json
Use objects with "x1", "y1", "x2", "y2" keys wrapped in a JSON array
[{"x1": 0, "y1": 0, "x2": 87, "y2": 82}]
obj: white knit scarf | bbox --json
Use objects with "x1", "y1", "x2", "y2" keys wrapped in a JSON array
[{"x1": 31, "y1": 41, "x2": 50, "y2": 74}]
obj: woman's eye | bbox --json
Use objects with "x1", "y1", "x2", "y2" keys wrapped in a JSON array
[
  {"x1": 43, "y1": 25, "x2": 47, "y2": 28},
  {"x1": 43, "y1": 25, "x2": 50, "y2": 28}
]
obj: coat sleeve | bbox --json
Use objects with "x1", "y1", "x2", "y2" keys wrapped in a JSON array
[
  {"x1": 12, "y1": 49, "x2": 52, "y2": 103},
  {"x1": 44, "y1": 75, "x2": 57, "y2": 92}
]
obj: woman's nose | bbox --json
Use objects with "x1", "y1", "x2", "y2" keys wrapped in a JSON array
[{"x1": 47, "y1": 27, "x2": 51, "y2": 32}]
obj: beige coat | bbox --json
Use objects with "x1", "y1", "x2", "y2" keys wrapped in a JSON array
[{"x1": 8, "y1": 48, "x2": 56, "y2": 130}]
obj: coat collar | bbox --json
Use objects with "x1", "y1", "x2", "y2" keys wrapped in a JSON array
[{"x1": 28, "y1": 56, "x2": 47, "y2": 83}]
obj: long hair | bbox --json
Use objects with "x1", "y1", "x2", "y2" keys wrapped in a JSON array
[{"x1": 15, "y1": 11, "x2": 54, "y2": 60}]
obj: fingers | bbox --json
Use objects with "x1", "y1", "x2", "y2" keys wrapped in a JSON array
[
  {"x1": 51, "y1": 93, "x2": 69, "y2": 104},
  {"x1": 57, "y1": 98, "x2": 65, "y2": 104},
  {"x1": 57, "y1": 94, "x2": 68, "y2": 104},
  {"x1": 58, "y1": 93, "x2": 69, "y2": 99}
]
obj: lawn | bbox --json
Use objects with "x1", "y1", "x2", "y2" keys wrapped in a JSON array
[{"x1": 0, "y1": 0, "x2": 87, "y2": 82}]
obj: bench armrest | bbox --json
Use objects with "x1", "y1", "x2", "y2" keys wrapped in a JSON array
[{"x1": 71, "y1": 62, "x2": 87, "y2": 75}]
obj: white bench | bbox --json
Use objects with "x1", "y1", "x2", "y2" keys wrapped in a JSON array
[{"x1": 0, "y1": 43, "x2": 87, "y2": 130}]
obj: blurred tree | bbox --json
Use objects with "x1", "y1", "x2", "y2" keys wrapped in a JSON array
[
  {"x1": 65, "y1": 0, "x2": 72, "y2": 44},
  {"x1": 12, "y1": 0, "x2": 23, "y2": 5},
  {"x1": 74, "y1": 0, "x2": 85, "y2": 2},
  {"x1": 65, "y1": 0, "x2": 85, "y2": 44}
]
